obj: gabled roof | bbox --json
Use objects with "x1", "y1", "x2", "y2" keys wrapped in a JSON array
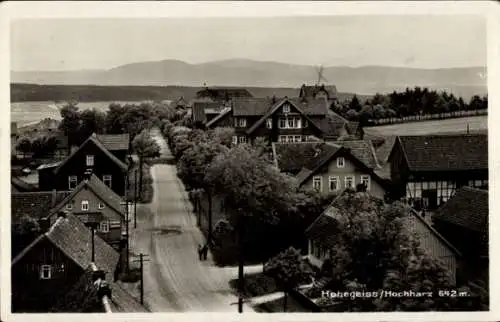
[
  {"x1": 206, "y1": 107, "x2": 232, "y2": 128},
  {"x1": 288, "y1": 98, "x2": 330, "y2": 116},
  {"x1": 246, "y1": 98, "x2": 325, "y2": 135},
  {"x1": 300, "y1": 84, "x2": 338, "y2": 99},
  {"x1": 96, "y1": 134, "x2": 130, "y2": 151},
  {"x1": 12, "y1": 213, "x2": 120, "y2": 277},
  {"x1": 391, "y1": 134, "x2": 488, "y2": 172},
  {"x1": 232, "y1": 98, "x2": 274, "y2": 116},
  {"x1": 434, "y1": 187, "x2": 488, "y2": 233},
  {"x1": 196, "y1": 87, "x2": 253, "y2": 100},
  {"x1": 53, "y1": 134, "x2": 128, "y2": 174},
  {"x1": 304, "y1": 206, "x2": 341, "y2": 248},
  {"x1": 320, "y1": 112, "x2": 349, "y2": 139},
  {"x1": 191, "y1": 101, "x2": 225, "y2": 123},
  {"x1": 12, "y1": 191, "x2": 71, "y2": 223},
  {"x1": 336, "y1": 140, "x2": 379, "y2": 169},
  {"x1": 48, "y1": 174, "x2": 124, "y2": 219}
]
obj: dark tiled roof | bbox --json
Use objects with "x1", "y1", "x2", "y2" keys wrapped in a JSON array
[
  {"x1": 54, "y1": 134, "x2": 128, "y2": 174},
  {"x1": 191, "y1": 101, "x2": 225, "y2": 123},
  {"x1": 320, "y1": 112, "x2": 348, "y2": 139},
  {"x1": 206, "y1": 107, "x2": 232, "y2": 128},
  {"x1": 434, "y1": 187, "x2": 488, "y2": 233},
  {"x1": 12, "y1": 191, "x2": 71, "y2": 223},
  {"x1": 96, "y1": 134, "x2": 130, "y2": 151},
  {"x1": 13, "y1": 213, "x2": 120, "y2": 279},
  {"x1": 232, "y1": 98, "x2": 273, "y2": 116},
  {"x1": 300, "y1": 85, "x2": 338, "y2": 99},
  {"x1": 272, "y1": 142, "x2": 328, "y2": 174},
  {"x1": 304, "y1": 206, "x2": 341, "y2": 248},
  {"x1": 288, "y1": 98, "x2": 330, "y2": 116},
  {"x1": 49, "y1": 174, "x2": 124, "y2": 218},
  {"x1": 336, "y1": 140, "x2": 379, "y2": 169},
  {"x1": 365, "y1": 134, "x2": 397, "y2": 165},
  {"x1": 196, "y1": 88, "x2": 253, "y2": 100},
  {"x1": 397, "y1": 134, "x2": 488, "y2": 171}
]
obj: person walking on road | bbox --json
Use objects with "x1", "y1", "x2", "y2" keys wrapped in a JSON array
[
  {"x1": 202, "y1": 244, "x2": 209, "y2": 260},
  {"x1": 197, "y1": 244, "x2": 203, "y2": 260}
]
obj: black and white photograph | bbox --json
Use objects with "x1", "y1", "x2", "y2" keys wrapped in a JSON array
[{"x1": 2, "y1": 1, "x2": 498, "y2": 320}]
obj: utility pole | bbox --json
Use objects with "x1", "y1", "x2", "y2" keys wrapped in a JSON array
[
  {"x1": 121, "y1": 201, "x2": 130, "y2": 272},
  {"x1": 134, "y1": 169, "x2": 138, "y2": 228},
  {"x1": 132, "y1": 253, "x2": 150, "y2": 305}
]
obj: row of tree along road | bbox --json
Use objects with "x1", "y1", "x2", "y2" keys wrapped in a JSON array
[{"x1": 160, "y1": 119, "x2": 488, "y2": 312}]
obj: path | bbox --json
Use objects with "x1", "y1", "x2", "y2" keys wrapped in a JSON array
[{"x1": 129, "y1": 128, "x2": 258, "y2": 312}]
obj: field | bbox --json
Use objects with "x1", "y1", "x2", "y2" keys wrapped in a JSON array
[
  {"x1": 11, "y1": 101, "x2": 168, "y2": 127},
  {"x1": 364, "y1": 116, "x2": 488, "y2": 136}
]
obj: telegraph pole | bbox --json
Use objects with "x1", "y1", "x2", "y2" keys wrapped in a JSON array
[
  {"x1": 133, "y1": 253, "x2": 150, "y2": 305},
  {"x1": 134, "y1": 169, "x2": 138, "y2": 228},
  {"x1": 121, "y1": 201, "x2": 130, "y2": 272}
]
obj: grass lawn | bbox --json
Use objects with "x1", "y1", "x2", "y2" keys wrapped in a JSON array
[{"x1": 364, "y1": 115, "x2": 487, "y2": 136}]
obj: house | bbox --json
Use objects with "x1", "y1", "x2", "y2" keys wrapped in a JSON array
[
  {"x1": 11, "y1": 212, "x2": 120, "y2": 312},
  {"x1": 433, "y1": 187, "x2": 489, "y2": 285},
  {"x1": 38, "y1": 133, "x2": 129, "y2": 197},
  {"x1": 207, "y1": 97, "x2": 332, "y2": 144},
  {"x1": 43, "y1": 173, "x2": 126, "y2": 251},
  {"x1": 272, "y1": 141, "x2": 389, "y2": 199},
  {"x1": 299, "y1": 84, "x2": 338, "y2": 101},
  {"x1": 321, "y1": 112, "x2": 362, "y2": 141},
  {"x1": 387, "y1": 133, "x2": 488, "y2": 209},
  {"x1": 305, "y1": 196, "x2": 460, "y2": 283},
  {"x1": 195, "y1": 87, "x2": 253, "y2": 101},
  {"x1": 11, "y1": 190, "x2": 71, "y2": 257}
]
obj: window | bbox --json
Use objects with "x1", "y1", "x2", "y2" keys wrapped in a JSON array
[
  {"x1": 279, "y1": 135, "x2": 302, "y2": 143},
  {"x1": 232, "y1": 136, "x2": 238, "y2": 145},
  {"x1": 337, "y1": 157, "x2": 345, "y2": 168},
  {"x1": 312, "y1": 176, "x2": 322, "y2": 192},
  {"x1": 360, "y1": 175, "x2": 371, "y2": 191},
  {"x1": 103, "y1": 175, "x2": 112, "y2": 188},
  {"x1": 68, "y1": 176, "x2": 78, "y2": 189},
  {"x1": 279, "y1": 136, "x2": 287, "y2": 143},
  {"x1": 266, "y1": 118, "x2": 273, "y2": 129},
  {"x1": 81, "y1": 200, "x2": 89, "y2": 211},
  {"x1": 98, "y1": 203, "x2": 105, "y2": 209},
  {"x1": 238, "y1": 136, "x2": 247, "y2": 144},
  {"x1": 65, "y1": 203, "x2": 73, "y2": 210},
  {"x1": 294, "y1": 136, "x2": 302, "y2": 143},
  {"x1": 86, "y1": 155, "x2": 94, "y2": 166},
  {"x1": 40, "y1": 265, "x2": 52, "y2": 280},
  {"x1": 99, "y1": 221, "x2": 109, "y2": 233},
  {"x1": 278, "y1": 116, "x2": 302, "y2": 129},
  {"x1": 329, "y1": 176, "x2": 340, "y2": 192},
  {"x1": 236, "y1": 118, "x2": 247, "y2": 128},
  {"x1": 345, "y1": 176, "x2": 355, "y2": 189},
  {"x1": 283, "y1": 103, "x2": 290, "y2": 113}
]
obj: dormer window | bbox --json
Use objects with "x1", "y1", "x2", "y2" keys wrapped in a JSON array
[{"x1": 86, "y1": 155, "x2": 94, "y2": 166}]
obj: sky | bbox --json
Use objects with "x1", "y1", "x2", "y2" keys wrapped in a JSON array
[{"x1": 10, "y1": 15, "x2": 486, "y2": 71}]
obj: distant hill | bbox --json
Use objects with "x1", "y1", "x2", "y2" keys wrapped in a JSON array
[
  {"x1": 11, "y1": 59, "x2": 487, "y2": 100},
  {"x1": 10, "y1": 83, "x2": 370, "y2": 103}
]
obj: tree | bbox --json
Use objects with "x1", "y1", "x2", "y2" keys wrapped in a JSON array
[
  {"x1": 79, "y1": 108, "x2": 106, "y2": 141},
  {"x1": 312, "y1": 191, "x2": 473, "y2": 311},
  {"x1": 349, "y1": 95, "x2": 362, "y2": 112},
  {"x1": 205, "y1": 144, "x2": 300, "y2": 312},
  {"x1": 264, "y1": 247, "x2": 313, "y2": 311},
  {"x1": 31, "y1": 136, "x2": 58, "y2": 158},
  {"x1": 132, "y1": 130, "x2": 161, "y2": 200},
  {"x1": 16, "y1": 138, "x2": 31, "y2": 157},
  {"x1": 105, "y1": 104, "x2": 127, "y2": 134},
  {"x1": 59, "y1": 103, "x2": 81, "y2": 147}
]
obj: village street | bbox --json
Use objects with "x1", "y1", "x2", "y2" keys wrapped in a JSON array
[{"x1": 128, "y1": 128, "x2": 263, "y2": 312}]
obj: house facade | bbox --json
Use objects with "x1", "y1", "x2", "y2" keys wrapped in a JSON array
[
  {"x1": 38, "y1": 133, "x2": 129, "y2": 197},
  {"x1": 388, "y1": 134, "x2": 488, "y2": 210},
  {"x1": 273, "y1": 141, "x2": 388, "y2": 199},
  {"x1": 11, "y1": 212, "x2": 119, "y2": 312},
  {"x1": 44, "y1": 174, "x2": 125, "y2": 250},
  {"x1": 305, "y1": 201, "x2": 460, "y2": 284}
]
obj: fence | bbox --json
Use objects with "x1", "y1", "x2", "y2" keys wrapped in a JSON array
[{"x1": 368, "y1": 109, "x2": 487, "y2": 126}]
